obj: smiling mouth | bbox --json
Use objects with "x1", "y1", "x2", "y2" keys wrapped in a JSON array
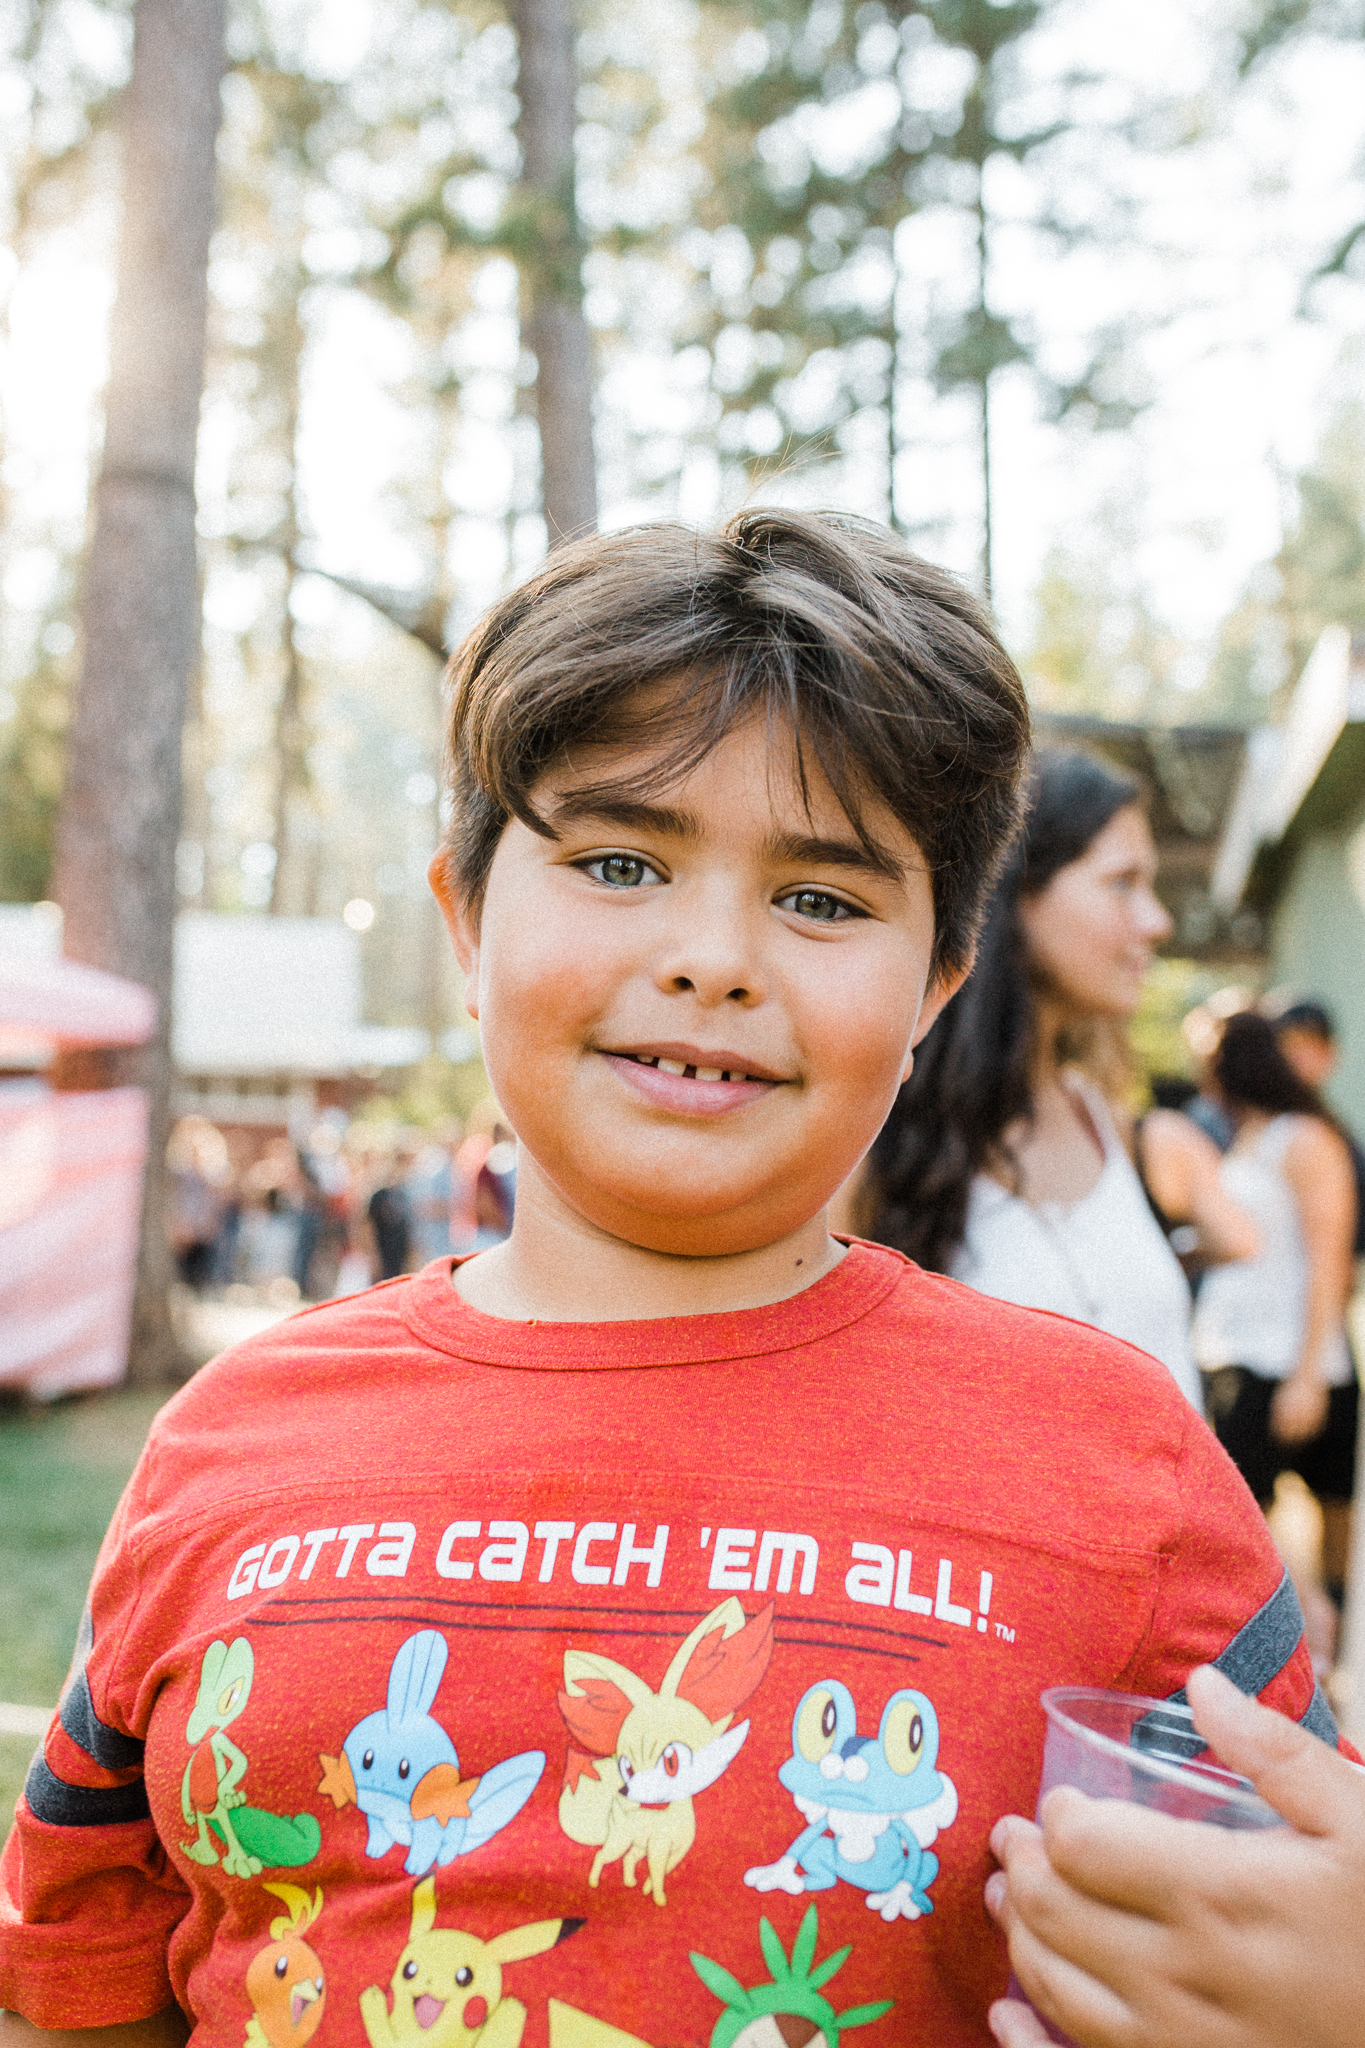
[
  {"x1": 612, "y1": 1052, "x2": 782, "y2": 1084},
  {"x1": 290, "y1": 1984, "x2": 322, "y2": 2027}
]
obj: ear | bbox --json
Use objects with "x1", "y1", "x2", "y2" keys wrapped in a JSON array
[
  {"x1": 410, "y1": 1876, "x2": 438, "y2": 1939},
  {"x1": 428, "y1": 851, "x2": 481, "y2": 1015},
  {"x1": 388, "y1": 1630, "x2": 448, "y2": 1724},
  {"x1": 673, "y1": 1603, "x2": 774, "y2": 1723},
  {"x1": 487, "y1": 1917, "x2": 573, "y2": 1967},
  {"x1": 558, "y1": 1653, "x2": 651, "y2": 1756},
  {"x1": 900, "y1": 954, "x2": 973, "y2": 1083},
  {"x1": 563, "y1": 1650, "x2": 654, "y2": 1712}
]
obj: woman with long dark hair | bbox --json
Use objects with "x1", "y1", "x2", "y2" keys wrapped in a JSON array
[
  {"x1": 850, "y1": 750, "x2": 1256, "y2": 1403},
  {"x1": 1193, "y1": 1008, "x2": 1358, "y2": 1605}
]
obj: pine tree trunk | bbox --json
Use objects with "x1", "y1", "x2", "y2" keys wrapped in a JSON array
[
  {"x1": 509, "y1": 0, "x2": 598, "y2": 547},
  {"x1": 50, "y1": 0, "x2": 227, "y2": 1384}
]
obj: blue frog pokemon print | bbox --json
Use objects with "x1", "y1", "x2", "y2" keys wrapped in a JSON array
[
  {"x1": 317, "y1": 1629, "x2": 545, "y2": 1876},
  {"x1": 745, "y1": 1681, "x2": 957, "y2": 1922}
]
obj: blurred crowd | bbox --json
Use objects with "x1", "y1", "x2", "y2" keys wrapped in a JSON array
[{"x1": 166, "y1": 1101, "x2": 517, "y2": 1305}]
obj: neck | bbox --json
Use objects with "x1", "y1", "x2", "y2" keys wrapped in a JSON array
[
  {"x1": 452, "y1": 1154, "x2": 847, "y2": 1323},
  {"x1": 1029, "y1": 993, "x2": 1070, "y2": 1095}
]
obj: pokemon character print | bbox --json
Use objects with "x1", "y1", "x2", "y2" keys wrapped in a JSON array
[
  {"x1": 243, "y1": 1884, "x2": 326, "y2": 2048},
  {"x1": 745, "y1": 1683, "x2": 957, "y2": 1922},
  {"x1": 181, "y1": 1640, "x2": 321, "y2": 1879},
  {"x1": 691, "y1": 1907, "x2": 893, "y2": 2048},
  {"x1": 318, "y1": 1629, "x2": 545, "y2": 1876},
  {"x1": 556, "y1": 1596, "x2": 774, "y2": 1906},
  {"x1": 359, "y1": 1876, "x2": 582, "y2": 2048}
]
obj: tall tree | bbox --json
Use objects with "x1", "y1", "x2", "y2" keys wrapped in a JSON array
[
  {"x1": 692, "y1": 0, "x2": 1139, "y2": 594},
  {"x1": 0, "y1": 0, "x2": 126, "y2": 902},
  {"x1": 50, "y1": 0, "x2": 227, "y2": 1381},
  {"x1": 509, "y1": 0, "x2": 598, "y2": 544}
]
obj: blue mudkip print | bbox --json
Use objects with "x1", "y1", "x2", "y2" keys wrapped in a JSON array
[
  {"x1": 317, "y1": 1629, "x2": 545, "y2": 1876},
  {"x1": 744, "y1": 1681, "x2": 957, "y2": 1922}
]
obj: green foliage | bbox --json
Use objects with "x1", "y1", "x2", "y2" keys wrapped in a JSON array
[
  {"x1": 1024, "y1": 524, "x2": 1189, "y2": 722},
  {"x1": 1207, "y1": 384, "x2": 1365, "y2": 721},
  {"x1": 0, "y1": 636, "x2": 74, "y2": 902},
  {"x1": 689, "y1": 0, "x2": 1136, "y2": 576},
  {"x1": 1130, "y1": 958, "x2": 1229, "y2": 1087}
]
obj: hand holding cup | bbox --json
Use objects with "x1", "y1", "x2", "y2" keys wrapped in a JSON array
[{"x1": 984, "y1": 1665, "x2": 1365, "y2": 2048}]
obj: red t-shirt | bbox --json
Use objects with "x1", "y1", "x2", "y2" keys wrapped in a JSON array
[{"x1": 0, "y1": 1244, "x2": 1337, "y2": 2045}]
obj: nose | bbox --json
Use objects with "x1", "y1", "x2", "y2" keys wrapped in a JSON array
[
  {"x1": 1136, "y1": 884, "x2": 1173, "y2": 945},
  {"x1": 839, "y1": 1733, "x2": 871, "y2": 1782},
  {"x1": 651, "y1": 885, "x2": 766, "y2": 1007}
]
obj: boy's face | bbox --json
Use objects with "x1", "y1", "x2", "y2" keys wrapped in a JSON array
[{"x1": 435, "y1": 713, "x2": 965, "y2": 1258}]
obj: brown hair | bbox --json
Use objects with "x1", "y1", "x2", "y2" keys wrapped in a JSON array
[{"x1": 439, "y1": 508, "x2": 1031, "y2": 977}]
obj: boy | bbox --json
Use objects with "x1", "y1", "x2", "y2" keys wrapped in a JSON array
[{"x1": 0, "y1": 512, "x2": 1340, "y2": 2047}]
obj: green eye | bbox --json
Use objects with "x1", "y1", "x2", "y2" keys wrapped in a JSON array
[
  {"x1": 780, "y1": 889, "x2": 855, "y2": 922},
  {"x1": 585, "y1": 855, "x2": 657, "y2": 888}
]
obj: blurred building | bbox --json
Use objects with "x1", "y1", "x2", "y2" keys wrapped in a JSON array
[
  {"x1": 172, "y1": 912, "x2": 427, "y2": 1136},
  {"x1": 1, "y1": 905, "x2": 429, "y2": 1139},
  {"x1": 1213, "y1": 627, "x2": 1365, "y2": 1133}
]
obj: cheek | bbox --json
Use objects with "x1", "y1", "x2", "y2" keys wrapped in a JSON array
[
  {"x1": 797, "y1": 945, "x2": 924, "y2": 1089},
  {"x1": 479, "y1": 902, "x2": 615, "y2": 1050},
  {"x1": 1026, "y1": 882, "x2": 1120, "y2": 989}
]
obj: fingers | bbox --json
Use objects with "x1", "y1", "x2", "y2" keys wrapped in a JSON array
[
  {"x1": 1185, "y1": 1664, "x2": 1363, "y2": 1836},
  {"x1": 988, "y1": 1999, "x2": 1055, "y2": 2046},
  {"x1": 989, "y1": 1855, "x2": 1138, "y2": 2048},
  {"x1": 1036, "y1": 1786, "x2": 1236, "y2": 1921},
  {"x1": 991, "y1": 1797, "x2": 1171, "y2": 1993}
]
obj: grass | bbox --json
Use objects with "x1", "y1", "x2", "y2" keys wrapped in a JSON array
[{"x1": 0, "y1": 1386, "x2": 170, "y2": 1824}]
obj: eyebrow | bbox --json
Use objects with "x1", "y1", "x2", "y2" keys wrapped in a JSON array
[{"x1": 546, "y1": 795, "x2": 909, "y2": 882}]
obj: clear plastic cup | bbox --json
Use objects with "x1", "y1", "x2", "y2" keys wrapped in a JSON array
[{"x1": 1006, "y1": 1686, "x2": 1286, "y2": 2045}]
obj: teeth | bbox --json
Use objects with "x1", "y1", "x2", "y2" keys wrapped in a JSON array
[
  {"x1": 657, "y1": 1058, "x2": 687, "y2": 1076},
  {"x1": 695, "y1": 1067, "x2": 723, "y2": 1081}
]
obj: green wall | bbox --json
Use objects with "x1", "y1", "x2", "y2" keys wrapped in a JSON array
[{"x1": 1269, "y1": 802, "x2": 1365, "y2": 1138}]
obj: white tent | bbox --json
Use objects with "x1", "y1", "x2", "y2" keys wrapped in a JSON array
[{"x1": 0, "y1": 920, "x2": 154, "y2": 1398}]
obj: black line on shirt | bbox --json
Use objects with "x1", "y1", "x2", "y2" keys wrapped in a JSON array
[
  {"x1": 768, "y1": 1637, "x2": 922, "y2": 1664},
  {"x1": 265, "y1": 1594, "x2": 716, "y2": 1617},
  {"x1": 780, "y1": 1619, "x2": 949, "y2": 1652},
  {"x1": 259, "y1": 1592, "x2": 949, "y2": 1652},
  {"x1": 243, "y1": 1613, "x2": 941, "y2": 1658}
]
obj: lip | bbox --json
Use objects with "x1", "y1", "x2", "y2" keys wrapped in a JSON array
[
  {"x1": 603, "y1": 1042, "x2": 790, "y2": 1084},
  {"x1": 600, "y1": 1051, "x2": 784, "y2": 1118}
]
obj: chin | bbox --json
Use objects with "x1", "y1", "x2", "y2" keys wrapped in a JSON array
[{"x1": 560, "y1": 1174, "x2": 826, "y2": 1259}]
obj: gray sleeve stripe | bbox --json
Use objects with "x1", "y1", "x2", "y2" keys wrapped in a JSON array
[
  {"x1": 1167, "y1": 1568, "x2": 1304, "y2": 1707},
  {"x1": 23, "y1": 1751, "x2": 151, "y2": 1828},
  {"x1": 1166, "y1": 1568, "x2": 1340, "y2": 1743},
  {"x1": 1208, "y1": 1568, "x2": 1306, "y2": 1696},
  {"x1": 59, "y1": 1669, "x2": 145, "y2": 1770},
  {"x1": 1302, "y1": 1681, "x2": 1340, "y2": 1745}
]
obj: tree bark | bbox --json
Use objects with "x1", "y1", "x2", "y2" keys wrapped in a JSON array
[
  {"x1": 508, "y1": 0, "x2": 597, "y2": 547},
  {"x1": 50, "y1": 0, "x2": 227, "y2": 1383}
]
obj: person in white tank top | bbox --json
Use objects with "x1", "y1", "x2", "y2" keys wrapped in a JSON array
[
  {"x1": 1190, "y1": 1007, "x2": 1358, "y2": 1614},
  {"x1": 837, "y1": 751, "x2": 1258, "y2": 1407},
  {"x1": 954, "y1": 1071, "x2": 1203, "y2": 1404}
]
